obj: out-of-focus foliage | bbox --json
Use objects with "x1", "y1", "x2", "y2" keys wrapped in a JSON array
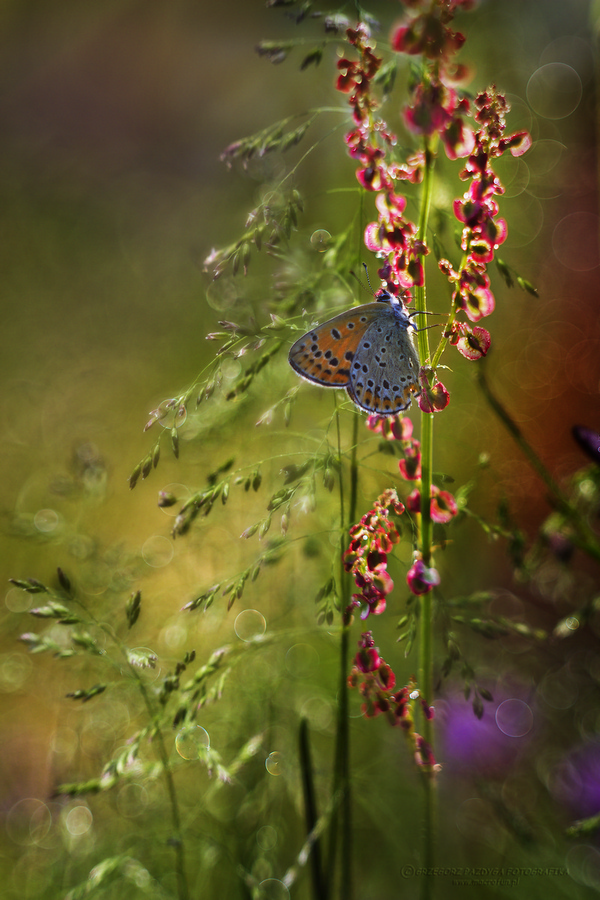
[{"x1": 1, "y1": 1, "x2": 600, "y2": 898}]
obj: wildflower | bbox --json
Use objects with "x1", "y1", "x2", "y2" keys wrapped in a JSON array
[
  {"x1": 438, "y1": 86, "x2": 531, "y2": 354},
  {"x1": 348, "y1": 645, "x2": 438, "y2": 771},
  {"x1": 344, "y1": 489, "x2": 404, "y2": 620},
  {"x1": 338, "y1": 26, "x2": 429, "y2": 295},
  {"x1": 407, "y1": 558, "x2": 441, "y2": 595}
]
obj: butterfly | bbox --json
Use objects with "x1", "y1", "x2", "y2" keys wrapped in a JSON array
[{"x1": 288, "y1": 290, "x2": 421, "y2": 415}]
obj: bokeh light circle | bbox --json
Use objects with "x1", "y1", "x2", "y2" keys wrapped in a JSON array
[
  {"x1": 221, "y1": 357, "x2": 243, "y2": 381},
  {"x1": 160, "y1": 622, "x2": 188, "y2": 651},
  {"x1": 159, "y1": 483, "x2": 192, "y2": 517},
  {"x1": 526, "y1": 138, "x2": 565, "y2": 177},
  {"x1": 285, "y1": 643, "x2": 319, "y2": 678},
  {"x1": 539, "y1": 36, "x2": 594, "y2": 83},
  {"x1": 504, "y1": 193, "x2": 543, "y2": 248},
  {"x1": 0, "y1": 652, "x2": 32, "y2": 692},
  {"x1": 64, "y1": 805, "x2": 93, "y2": 836},
  {"x1": 566, "y1": 844, "x2": 600, "y2": 889},
  {"x1": 495, "y1": 699, "x2": 534, "y2": 737},
  {"x1": 34, "y1": 508, "x2": 60, "y2": 533},
  {"x1": 5, "y1": 586, "x2": 32, "y2": 613},
  {"x1": 526, "y1": 63, "x2": 582, "y2": 119},
  {"x1": 257, "y1": 879, "x2": 290, "y2": 900},
  {"x1": 176, "y1": 725, "x2": 210, "y2": 760},
  {"x1": 152, "y1": 398, "x2": 187, "y2": 430},
  {"x1": 300, "y1": 696, "x2": 333, "y2": 731},
  {"x1": 206, "y1": 277, "x2": 246, "y2": 312},
  {"x1": 257, "y1": 825, "x2": 278, "y2": 851},
  {"x1": 234, "y1": 609, "x2": 267, "y2": 642},
  {"x1": 552, "y1": 212, "x2": 600, "y2": 272},
  {"x1": 141, "y1": 535, "x2": 174, "y2": 567},
  {"x1": 493, "y1": 156, "x2": 529, "y2": 199},
  {"x1": 6, "y1": 799, "x2": 52, "y2": 846},
  {"x1": 117, "y1": 783, "x2": 149, "y2": 818}
]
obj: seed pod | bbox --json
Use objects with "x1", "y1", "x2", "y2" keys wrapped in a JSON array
[
  {"x1": 129, "y1": 463, "x2": 142, "y2": 490},
  {"x1": 259, "y1": 515, "x2": 272, "y2": 540},
  {"x1": 141, "y1": 455, "x2": 153, "y2": 480},
  {"x1": 57, "y1": 568, "x2": 72, "y2": 595}
]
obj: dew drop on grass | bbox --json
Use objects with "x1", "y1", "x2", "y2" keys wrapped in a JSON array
[
  {"x1": 265, "y1": 752, "x2": 282, "y2": 776},
  {"x1": 310, "y1": 229, "x2": 332, "y2": 251}
]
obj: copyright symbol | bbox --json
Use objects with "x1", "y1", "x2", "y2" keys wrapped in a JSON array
[{"x1": 401, "y1": 865, "x2": 415, "y2": 878}]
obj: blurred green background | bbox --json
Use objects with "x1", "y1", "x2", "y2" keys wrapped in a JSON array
[{"x1": 1, "y1": 0, "x2": 600, "y2": 897}]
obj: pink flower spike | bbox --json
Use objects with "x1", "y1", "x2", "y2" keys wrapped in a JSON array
[{"x1": 407, "y1": 560, "x2": 441, "y2": 595}]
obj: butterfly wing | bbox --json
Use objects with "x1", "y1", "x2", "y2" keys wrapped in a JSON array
[
  {"x1": 347, "y1": 307, "x2": 421, "y2": 414},
  {"x1": 288, "y1": 303, "x2": 383, "y2": 388}
]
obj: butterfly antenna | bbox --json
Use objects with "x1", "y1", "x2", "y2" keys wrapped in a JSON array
[
  {"x1": 362, "y1": 262, "x2": 375, "y2": 295},
  {"x1": 349, "y1": 267, "x2": 372, "y2": 297},
  {"x1": 350, "y1": 264, "x2": 379, "y2": 297}
]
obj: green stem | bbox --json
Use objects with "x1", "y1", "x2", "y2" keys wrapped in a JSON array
[
  {"x1": 66, "y1": 601, "x2": 190, "y2": 900},
  {"x1": 299, "y1": 719, "x2": 326, "y2": 900},
  {"x1": 128, "y1": 666, "x2": 189, "y2": 900},
  {"x1": 415, "y1": 135, "x2": 437, "y2": 900},
  {"x1": 328, "y1": 407, "x2": 359, "y2": 900},
  {"x1": 414, "y1": 134, "x2": 436, "y2": 567},
  {"x1": 339, "y1": 411, "x2": 360, "y2": 900}
]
